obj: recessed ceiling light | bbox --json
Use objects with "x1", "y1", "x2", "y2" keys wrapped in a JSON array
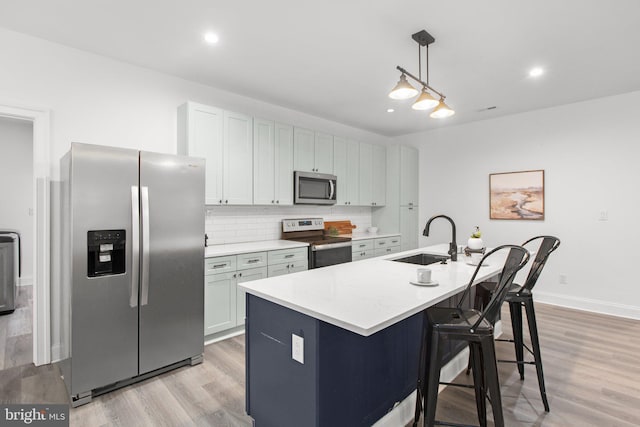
[
  {"x1": 204, "y1": 32, "x2": 219, "y2": 44},
  {"x1": 387, "y1": 108, "x2": 395, "y2": 113},
  {"x1": 529, "y1": 67, "x2": 544, "y2": 78}
]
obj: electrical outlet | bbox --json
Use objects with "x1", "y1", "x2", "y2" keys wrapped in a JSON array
[
  {"x1": 598, "y1": 211, "x2": 608, "y2": 221},
  {"x1": 292, "y1": 334, "x2": 304, "y2": 364},
  {"x1": 559, "y1": 274, "x2": 568, "y2": 285}
]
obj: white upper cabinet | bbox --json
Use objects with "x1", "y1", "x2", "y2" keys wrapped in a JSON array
[
  {"x1": 177, "y1": 102, "x2": 224, "y2": 205},
  {"x1": 253, "y1": 118, "x2": 276, "y2": 205},
  {"x1": 314, "y1": 132, "x2": 334, "y2": 173},
  {"x1": 400, "y1": 145, "x2": 419, "y2": 206},
  {"x1": 359, "y1": 142, "x2": 386, "y2": 206},
  {"x1": 293, "y1": 127, "x2": 315, "y2": 172},
  {"x1": 358, "y1": 142, "x2": 373, "y2": 205},
  {"x1": 178, "y1": 103, "x2": 253, "y2": 205},
  {"x1": 274, "y1": 123, "x2": 294, "y2": 205},
  {"x1": 372, "y1": 144, "x2": 386, "y2": 206},
  {"x1": 254, "y1": 120, "x2": 294, "y2": 205},
  {"x1": 334, "y1": 136, "x2": 359, "y2": 206},
  {"x1": 223, "y1": 111, "x2": 253, "y2": 205},
  {"x1": 294, "y1": 128, "x2": 333, "y2": 173}
]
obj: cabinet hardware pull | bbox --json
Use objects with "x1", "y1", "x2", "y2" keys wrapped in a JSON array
[
  {"x1": 284, "y1": 254, "x2": 294, "y2": 258},
  {"x1": 272, "y1": 200, "x2": 274, "y2": 203},
  {"x1": 359, "y1": 244, "x2": 365, "y2": 248},
  {"x1": 233, "y1": 273, "x2": 237, "y2": 278},
  {"x1": 219, "y1": 199, "x2": 222, "y2": 204},
  {"x1": 238, "y1": 272, "x2": 242, "y2": 277},
  {"x1": 276, "y1": 200, "x2": 279, "y2": 204},
  {"x1": 225, "y1": 200, "x2": 228, "y2": 204},
  {"x1": 213, "y1": 264, "x2": 227, "y2": 268},
  {"x1": 247, "y1": 259, "x2": 260, "y2": 263}
]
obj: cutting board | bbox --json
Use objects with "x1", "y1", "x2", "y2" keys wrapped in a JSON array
[{"x1": 324, "y1": 220, "x2": 356, "y2": 235}]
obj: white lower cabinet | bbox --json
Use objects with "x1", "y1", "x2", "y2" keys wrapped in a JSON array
[
  {"x1": 236, "y1": 266, "x2": 268, "y2": 326},
  {"x1": 205, "y1": 246, "x2": 308, "y2": 337},
  {"x1": 352, "y1": 236, "x2": 401, "y2": 260},
  {"x1": 267, "y1": 247, "x2": 308, "y2": 277},
  {"x1": 204, "y1": 271, "x2": 237, "y2": 336}
]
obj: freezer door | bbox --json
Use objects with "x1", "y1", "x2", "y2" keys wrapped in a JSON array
[
  {"x1": 69, "y1": 143, "x2": 139, "y2": 394},
  {"x1": 138, "y1": 151, "x2": 205, "y2": 374}
]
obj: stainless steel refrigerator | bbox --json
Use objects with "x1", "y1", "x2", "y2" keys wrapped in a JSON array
[{"x1": 58, "y1": 143, "x2": 205, "y2": 407}]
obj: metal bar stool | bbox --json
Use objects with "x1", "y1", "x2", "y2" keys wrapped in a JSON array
[
  {"x1": 413, "y1": 245, "x2": 530, "y2": 427},
  {"x1": 473, "y1": 236, "x2": 560, "y2": 412}
]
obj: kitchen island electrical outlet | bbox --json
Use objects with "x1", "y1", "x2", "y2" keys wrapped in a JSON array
[
  {"x1": 292, "y1": 334, "x2": 304, "y2": 364},
  {"x1": 559, "y1": 274, "x2": 568, "y2": 284}
]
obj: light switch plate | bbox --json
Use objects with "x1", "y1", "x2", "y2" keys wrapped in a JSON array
[{"x1": 292, "y1": 334, "x2": 304, "y2": 364}]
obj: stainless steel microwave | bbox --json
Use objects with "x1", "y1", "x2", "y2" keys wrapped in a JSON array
[{"x1": 294, "y1": 171, "x2": 337, "y2": 205}]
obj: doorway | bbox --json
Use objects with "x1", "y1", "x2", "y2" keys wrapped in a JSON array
[
  {"x1": 0, "y1": 103, "x2": 51, "y2": 367},
  {"x1": 0, "y1": 117, "x2": 34, "y2": 369}
]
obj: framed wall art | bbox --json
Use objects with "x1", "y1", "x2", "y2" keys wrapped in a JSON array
[{"x1": 489, "y1": 169, "x2": 544, "y2": 220}]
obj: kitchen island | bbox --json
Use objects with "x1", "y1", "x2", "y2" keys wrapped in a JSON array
[{"x1": 239, "y1": 244, "x2": 505, "y2": 427}]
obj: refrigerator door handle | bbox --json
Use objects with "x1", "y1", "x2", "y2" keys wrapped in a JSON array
[
  {"x1": 141, "y1": 186, "x2": 150, "y2": 306},
  {"x1": 130, "y1": 186, "x2": 140, "y2": 308}
]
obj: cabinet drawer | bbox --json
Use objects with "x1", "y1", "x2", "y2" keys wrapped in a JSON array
[
  {"x1": 205, "y1": 256, "x2": 237, "y2": 275},
  {"x1": 268, "y1": 247, "x2": 308, "y2": 264},
  {"x1": 237, "y1": 251, "x2": 268, "y2": 270},
  {"x1": 374, "y1": 246, "x2": 401, "y2": 257},
  {"x1": 352, "y1": 239, "x2": 374, "y2": 252},
  {"x1": 352, "y1": 250, "x2": 375, "y2": 261},
  {"x1": 374, "y1": 236, "x2": 400, "y2": 248}
]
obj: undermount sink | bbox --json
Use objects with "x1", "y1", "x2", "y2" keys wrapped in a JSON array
[{"x1": 391, "y1": 253, "x2": 449, "y2": 266}]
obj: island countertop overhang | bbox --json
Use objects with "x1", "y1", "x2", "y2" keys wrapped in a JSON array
[{"x1": 238, "y1": 243, "x2": 504, "y2": 336}]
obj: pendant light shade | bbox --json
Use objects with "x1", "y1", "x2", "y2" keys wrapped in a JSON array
[
  {"x1": 388, "y1": 74, "x2": 419, "y2": 100},
  {"x1": 430, "y1": 98, "x2": 455, "y2": 118},
  {"x1": 411, "y1": 88, "x2": 439, "y2": 110}
]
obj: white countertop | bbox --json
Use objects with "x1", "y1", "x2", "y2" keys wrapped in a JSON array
[
  {"x1": 341, "y1": 232, "x2": 401, "y2": 241},
  {"x1": 239, "y1": 243, "x2": 507, "y2": 336},
  {"x1": 205, "y1": 240, "x2": 309, "y2": 258}
]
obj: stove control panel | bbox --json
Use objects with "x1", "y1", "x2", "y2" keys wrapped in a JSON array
[{"x1": 282, "y1": 218, "x2": 324, "y2": 232}]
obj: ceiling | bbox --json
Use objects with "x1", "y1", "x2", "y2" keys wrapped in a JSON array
[{"x1": 1, "y1": 0, "x2": 640, "y2": 137}]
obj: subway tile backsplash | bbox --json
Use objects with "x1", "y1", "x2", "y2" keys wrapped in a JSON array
[{"x1": 205, "y1": 205, "x2": 373, "y2": 245}]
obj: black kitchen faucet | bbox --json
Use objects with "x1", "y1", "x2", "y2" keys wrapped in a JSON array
[{"x1": 423, "y1": 214, "x2": 457, "y2": 261}]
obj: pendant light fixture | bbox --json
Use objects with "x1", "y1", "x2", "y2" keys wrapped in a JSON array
[{"x1": 389, "y1": 30, "x2": 454, "y2": 118}]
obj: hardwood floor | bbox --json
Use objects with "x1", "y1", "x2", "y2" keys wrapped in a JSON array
[
  {"x1": 1, "y1": 302, "x2": 639, "y2": 426},
  {"x1": 0, "y1": 285, "x2": 32, "y2": 369}
]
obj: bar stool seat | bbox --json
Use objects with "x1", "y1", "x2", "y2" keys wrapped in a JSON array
[{"x1": 413, "y1": 245, "x2": 530, "y2": 427}]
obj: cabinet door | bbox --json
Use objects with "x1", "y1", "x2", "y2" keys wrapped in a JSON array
[
  {"x1": 358, "y1": 142, "x2": 373, "y2": 205},
  {"x1": 346, "y1": 139, "x2": 360, "y2": 205},
  {"x1": 314, "y1": 132, "x2": 334, "y2": 173},
  {"x1": 288, "y1": 260, "x2": 308, "y2": 274},
  {"x1": 293, "y1": 127, "x2": 315, "y2": 172},
  {"x1": 236, "y1": 267, "x2": 268, "y2": 326},
  {"x1": 274, "y1": 123, "x2": 294, "y2": 205},
  {"x1": 223, "y1": 111, "x2": 253, "y2": 205},
  {"x1": 400, "y1": 206, "x2": 419, "y2": 251},
  {"x1": 253, "y1": 118, "x2": 275, "y2": 205},
  {"x1": 333, "y1": 136, "x2": 349, "y2": 205},
  {"x1": 372, "y1": 144, "x2": 386, "y2": 206},
  {"x1": 181, "y1": 103, "x2": 224, "y2": 205},
  {"x1": 267, "y1": 263, "x2": 291, "y2": 277},
  {"x1": 400, "y1": 145, "x2": 419, "y2": 207},
  {"x1": 204, "y1": 272, "x2": 237, "y2": 336}
]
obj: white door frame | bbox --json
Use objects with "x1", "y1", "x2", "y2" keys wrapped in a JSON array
[{"x1": 0, "y1": 102, "x2": 51, "y2": 366}]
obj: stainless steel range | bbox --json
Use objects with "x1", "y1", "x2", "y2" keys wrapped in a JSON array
[{"x1": 282, "y1": 218, "x2": 352, "y2": 269}]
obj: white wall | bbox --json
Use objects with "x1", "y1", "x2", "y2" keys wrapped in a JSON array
[
  {"x1": 0, "y1": 117, "x2": 34, "y2": 283},
  {"x1": 0, "y1": 27, "x2": 390, "y2": 179},
  {"x1": 394, "y1": 91, "x2": 640, "y2": 319}
]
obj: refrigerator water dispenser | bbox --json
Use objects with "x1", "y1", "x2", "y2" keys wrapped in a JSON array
[{"x1": 87, "y1": 230, "x2": 125, "y2": 277}]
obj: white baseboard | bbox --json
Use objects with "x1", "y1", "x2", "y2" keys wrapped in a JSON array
[
  {"x1": 535, "y1": 291, "x2": 640, "y2": 320},
  {"x1": 204, "y1": 328, "x2": 245, "y2": 346},
  {"x1": 18, "y1": 276, "x2": 33, "y2": 286},
  {"x1": 50, "y1": 344, "x2": 62, "y2": 363}
]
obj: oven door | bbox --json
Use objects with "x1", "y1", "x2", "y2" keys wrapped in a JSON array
[
  {"x1": 310, "y1": 242, "x2": 352, "y2": 269},
  {"x1": 294, "y1": 171, "x2": 337, "y2": 205}
]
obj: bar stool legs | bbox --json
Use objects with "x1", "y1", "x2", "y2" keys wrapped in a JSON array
[{"x1": 502, "y1": 298, "x2": 550, "y2": 412}]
